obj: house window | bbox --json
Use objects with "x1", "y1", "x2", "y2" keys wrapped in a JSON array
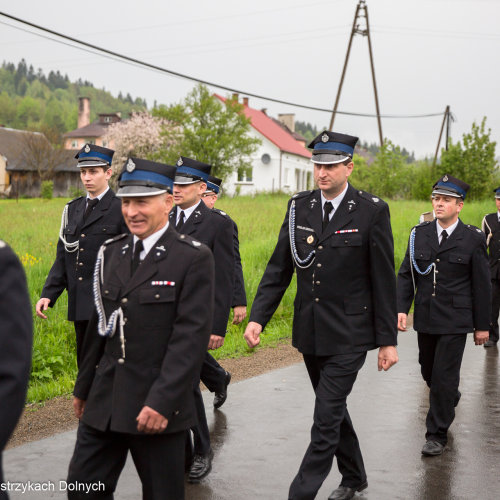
[
  {"x1": 88, "y1": 139, "x2": 96, "y2": 145},
  {"x1": 71, "y1": 140, "x2": 78, "y2": 148},
  {"x1": 102, "y1": 140, "x2": 108, "y2": 147},
  {"x1": 104, "y1": 116, "x2": 111, "y2": 123},
  {"x1": 237, "y1": 167, "x2": 253, "y2": 182}
]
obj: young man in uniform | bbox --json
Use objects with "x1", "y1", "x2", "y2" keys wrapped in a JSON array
[
  {"x1": 481, "y1": 187, "x2": 500, "y2": 347},
  {"x1": 170, "y1": 158, "x2": 235, "y2": 482},
  {"x1": 398, "y1": 175, "x2": 490, "y2": 456},
  {"x1": 67, "y1": 158, "x2": 214, "y2": 499},
  {"x1": 244, "y1": 131, "x2": 398, "y2": 500},
  {"x1": 36, "y1": 144, "x2": 127, "y2": 366},
  {"x1": 201, "y1": 175, "x2": 247, "y2": 408}
]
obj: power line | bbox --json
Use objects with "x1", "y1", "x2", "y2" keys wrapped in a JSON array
[{"x1": 0, "y1": 11, "x2": 445, "y2": 119}]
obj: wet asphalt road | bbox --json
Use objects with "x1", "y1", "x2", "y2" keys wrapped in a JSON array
[{"x1": 4, "y1": 329, "x2": 500, "y2": 499}]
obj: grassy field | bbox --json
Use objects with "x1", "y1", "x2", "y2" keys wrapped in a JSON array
[{"x1": 0, "y1": 194, "x2": 494, "y2": 402}]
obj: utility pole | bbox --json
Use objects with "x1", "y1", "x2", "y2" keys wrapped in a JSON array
[
  {"x1": 433, "y1": 105, "x2": 451, "y2": 166},
  {"x1": 329, "y1": 0, "x2": 383, "y2": 147}
]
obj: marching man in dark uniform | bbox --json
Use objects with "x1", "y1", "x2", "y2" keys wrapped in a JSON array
[
  {"x1": 67, "y1": 158, "x2": 214, "y2": 499},
  {"x1": 397, "y1": 175, "x2": 491, "y2": 457},
  {"x1": 201, "y1": 174, "x2": 248, "y2": 408},
  {"x1": 481, "y1": 187, "x2": 500, "y2": 347},
  {"x1": 36, "y1": 144, "x2": 127, "y2": 366},
  {"x1": 0, "y1": 241, "x2": 32, "y2": 500},
  {"x1": 244, "y1": 131, "x2": 398, "y2": 500},
  {"x1": 170, "y1": 158, "x2": 235, "y2": 482}
]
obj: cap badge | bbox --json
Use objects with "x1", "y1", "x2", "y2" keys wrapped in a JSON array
[
  {"x1": 321, "y1": 133, "x2": 329, "y2": 143},
  {"x1": 177, "y1": 157, "x2": 183, "y2": 166},
  {"x1": 443, "y1": 175, "x2": 448, "y2": 182},
  {"x1": 126, "y1": 159, "x2": 136, "y2": 173},
  {"x1": 84, "y1": 144, "x2": 90, "y2": 153}
]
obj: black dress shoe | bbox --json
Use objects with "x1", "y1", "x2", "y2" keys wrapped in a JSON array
[
  {"x1": 188, "y1": 450, "x2": 213, "y2": 483},
  {"x1": 328, "y1": 480, "x2": 368, "y2": 500},
  {"x1": 214, "y1": 371, "x2": 231, "y2": 409},
  {"x1": 421, "y1": 440, "x2": 445, "y2": 456},
  {"x1": 484, "y1": 340, "x2": 498, "y2": 348}
]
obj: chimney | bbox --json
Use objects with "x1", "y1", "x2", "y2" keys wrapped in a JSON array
[
  {"x1": 278, "y1": 113, "x2": 295, "y2": 132},
  {"x1": 78, "y1": 97, "x2": 90, "y2": 129},
  {"x1": 232, "y1": 93, "x2": 239, "y2": 102},
  {"x1": 243, "y1": 97, "x2": 249, "y2": 107}
]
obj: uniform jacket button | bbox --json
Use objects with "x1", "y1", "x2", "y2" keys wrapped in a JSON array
[
  {"x1": 79, "y1": 262, "x2": 83, "y2": 266},
  {"x1": 121, "y1": 297, "x2": 128, "y2": 304},
  {"x1": 174, "y1": 410, "x2": 180, "y2": 415},
  {"x1": 436, "y1": 258, "x2": 440, "y2": 262},
  {"x1": 104, "y1": 290, "x2": 109, "y2": 295},
  {"x1": 78, "y1": 277, "x2": 83, "y2": 281},
  {"x1": 318, "y1": 245, "x2": 323, "y2": 250},
  {"x1": 155, "y1": 294, "x2": 160, "y2": 299},
  {"x1": 81, "y1": 234, "x2": 85, "y2": 238},
  {"x1": 315, "y1": 298, "x2": 320, "y2": 302},
  {"x1": 317, "y1": 263, "x2": 322, "y2": 268},
  {"x1": 316, "y1": 281, "x2": 320, "y2": 285},
  {"x1": 118, "y1": 358, "x2": 125, "y2": 365}
]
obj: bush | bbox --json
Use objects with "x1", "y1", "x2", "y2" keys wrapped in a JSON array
[
  {"x1": 68, "y1": 186, "x2": 84, "y2": 199},
  {"x1": 40, "y1": 180, "x2": 53, "y2": 199}
]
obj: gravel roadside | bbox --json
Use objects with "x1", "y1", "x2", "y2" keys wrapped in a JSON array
[{"x1": 7, "y1": 342, "x2": 303, "y2": 449}]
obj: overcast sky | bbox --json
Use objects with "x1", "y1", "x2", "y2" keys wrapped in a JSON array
[{"x1": 1, "y1": 0, "x2": 499, "y2": 158}]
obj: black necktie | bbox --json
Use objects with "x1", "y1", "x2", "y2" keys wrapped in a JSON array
[
  {"x1": 323, "y1": 202, "x2": 333, "y2": 231},
  {"x1": 84, "y1": 198, "x2": 99, "y2": 221},
  {"x1": 131, "y1": 240, "x2": 144, "y2": 274},
  {"x1": 440, "y1": 230, "x2": 448, "y2": 247},
  {"x1": 176, "y1": 210, "x2": 185, "y2": 231}
]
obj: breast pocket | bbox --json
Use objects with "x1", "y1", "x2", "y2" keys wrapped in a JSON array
[
  {"x1": 448, "y1": 253, "x2": 470, "y2": 265},
  {"x1": 331, "y1": 233, "x2": 362, "y2": 248},
  {"x1": 89, "y1": 224, "x2": 121, "y2": 236},
  {"x1": 139, "y1": 287, "x2": 176, "y2": 304},
  {"x1": 414, "y1": 248, "x2": 432, "y2": 267},
  {"x1": 63, "y1": 225, "x2": 76, "y2": 236}
]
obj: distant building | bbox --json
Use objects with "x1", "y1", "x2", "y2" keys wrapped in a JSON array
[
  {"x1": 63, "y1": 97, "x2": 121, "y2": 150},
  {"x1": 214, "y1": 95, "x2": 313, "y2": 196},
  {"x1": 0, "y1": 127, "x2": 78, "y2": 198}
]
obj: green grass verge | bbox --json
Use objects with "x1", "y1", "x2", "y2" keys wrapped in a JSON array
[{"x1": 0, "y1": 194, "x2": 494, "y2": 401}]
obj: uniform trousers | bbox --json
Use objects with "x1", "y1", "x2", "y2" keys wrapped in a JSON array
[
  {"x1": 200, "y1": 352, "x2": 227, "y2": 393},
  {"x1": 67, "y1": 421, "x2": 185, "y2": 500},
  {"x1": 489, "y1": 279, "x2": 500, "y2": 343},
  {"x1": 73, "y1": 321, "x2": 89, "y2": 368},
  {"x1": 192, "y1": 383, "x2": 211, "y2": 456},
  {"x1": 288, "y1": 352, "x2": 367, "y2": 500},
  {"x1": 417, "y1": 332, "x2": 467, "y2": 445}
]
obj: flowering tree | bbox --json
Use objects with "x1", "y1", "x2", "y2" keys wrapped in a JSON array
[{"x1": 104, "y1": 111, "x2": 180, "y2": 174}]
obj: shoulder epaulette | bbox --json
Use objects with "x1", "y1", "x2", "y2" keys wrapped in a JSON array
[
  {"x1": 415, "y1": 221, "x2": 431, "y2": 228},
  {"x1": 177, "y1": 233, "x2": 203, "y2": 249},
  {"x1": 291, "y1": 190, "x2": 313, "y2": 201},
  {"x1": 212, "y1": 208, "x2": 229, "y2": 218},
  {"x1": 67, "y1": 195, "x2": 84, "y2": 205},
  {"x1": 465, "y1": 224, "x2": 484, "y2": 236},
  {"x1": 356, "y1": 190, "x2": 386, "y2": 206},
  {"x1": 103, "y1": 233, "x2": 128, "y2": 246}
]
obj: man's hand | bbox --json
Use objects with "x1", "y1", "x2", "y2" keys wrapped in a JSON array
[
  {"x1": 73, "y1": 397, "x2": 86, "y2": 419},
  {"x1": 474, "y1": 330, "x2": 489, "y2": 345},
  {"x1": 232, "y1": 305, "x2": 247, "y2": 325},
  {"x1": 397, "y1": 313, "x2": 407, "y2": 332},
  {"x1": 35, "y1": 298, "x2": 51, "y2": 319},
  {"x1": 378, "y1": 345, "x2": 398, "y2": 371},
  {"x1": 136, "y1": 406, "x2": 168, "y2": 434},
  {"x1": 244, "y1": 321, "x2": 263, "y2": 348},
  {"x1": 208, "y1": 335, "x2": 224, "y2": 350}
]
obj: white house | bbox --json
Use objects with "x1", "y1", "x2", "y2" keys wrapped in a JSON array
[{"x1": 215, "y1": 95, "x2": 313, "y2": 196}]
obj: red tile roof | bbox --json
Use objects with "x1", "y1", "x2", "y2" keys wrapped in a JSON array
[{"x1": 214, "y1": 95, "x2": 311, "y2": 159}]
